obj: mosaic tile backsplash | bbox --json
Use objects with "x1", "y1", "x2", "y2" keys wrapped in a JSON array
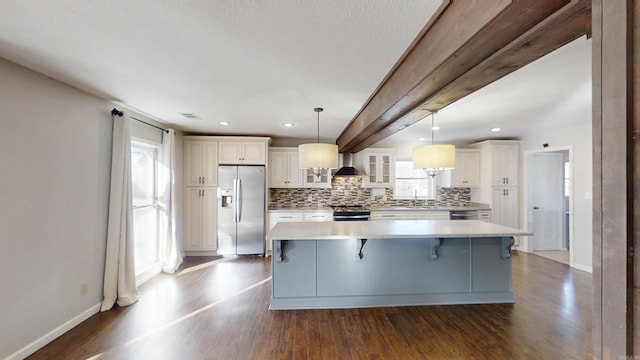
[{"x1": 269, "y1": 177, "x2": 471, "y2": 208}]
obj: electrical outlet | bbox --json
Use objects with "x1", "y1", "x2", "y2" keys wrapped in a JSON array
[
  {"x1": 80, "y1": 284, "x2": 88, "y2": 296},
  {"x1": 454, "y1": 194, "x2": 459, "y2": 201}
]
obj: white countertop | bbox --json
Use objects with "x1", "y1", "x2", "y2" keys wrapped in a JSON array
[{"x1": 266, "y1": 219, "x2": 532, "y2": 241}]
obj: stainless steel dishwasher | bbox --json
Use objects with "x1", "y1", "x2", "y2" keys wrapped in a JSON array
[{"x1": 449, "y1": 210, "x2": 478, "y2": 220}]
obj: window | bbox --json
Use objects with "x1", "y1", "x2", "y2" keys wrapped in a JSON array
[
  {"x1": 131, "y1": 143, "x2": 160, "y2": 277},
  {"x1": 394, "y1": 161, "x2": 436, "y2": 199}
]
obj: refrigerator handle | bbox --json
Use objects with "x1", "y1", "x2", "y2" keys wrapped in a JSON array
[
  {"x1": 236, "y1": 178, "x2": 242, "y2": 222},
  {"x1": 232, "y1": 179, "x2": 238, "y2": 223}
]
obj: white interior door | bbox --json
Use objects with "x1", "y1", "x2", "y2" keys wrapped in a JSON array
[{"x1": 530, "y1": 153, "x2": 564, "y2": 251}]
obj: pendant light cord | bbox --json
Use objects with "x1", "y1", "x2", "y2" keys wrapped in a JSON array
[
  {"x1": 431, "y1": 113, "x2": 435, "y2": 145},
  {"x1": 314, "y1": 107, "x2": 323, "y2": 143}
]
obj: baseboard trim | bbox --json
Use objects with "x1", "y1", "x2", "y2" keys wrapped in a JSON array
[
  {"x1": 571, "y1": 263, "x2": 593, "y2": 273},
  {"x1": 136, "y1": 262, "x2": 162, "y2": 287},
  {"x1": 184, "y1": 250, "x2": 219, "y2": 256},
  {"x1": 6, "y1": 302, "x2": 101, "y2": 360}
]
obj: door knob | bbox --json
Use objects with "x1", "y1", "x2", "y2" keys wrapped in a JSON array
[{"x1": 533, "y1": 206, "x2": 539, "y2": 210}]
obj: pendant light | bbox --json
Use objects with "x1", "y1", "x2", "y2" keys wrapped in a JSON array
[
  {"x1": 412, "y1": 112, "x2": 455, "y2": 177},
  {"x1": 298, "y1": 107, "x2": 338, "y2": 177}
]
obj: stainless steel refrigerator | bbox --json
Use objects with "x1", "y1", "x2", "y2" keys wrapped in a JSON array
[{"x1": 217, "y1": 165, "x2": 265, "y2": 255}]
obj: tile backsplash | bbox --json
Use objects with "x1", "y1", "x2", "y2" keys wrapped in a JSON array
[{"x1": 269, "y1": 177, "x2": 470, "y2": 208}]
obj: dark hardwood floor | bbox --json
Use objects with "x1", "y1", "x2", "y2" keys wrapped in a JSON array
[{"x1": 27, "y1": 251, "x2": 591, "y2": 359}]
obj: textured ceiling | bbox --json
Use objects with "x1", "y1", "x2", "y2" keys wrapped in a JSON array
[
  {"x1": 0, "y1": 1, "x2": 440, "y2": 141},
  {"x1": 0, "y1": 1, "x2": 591, "y2": 149}
]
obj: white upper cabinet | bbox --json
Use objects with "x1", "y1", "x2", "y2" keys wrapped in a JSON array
[
  {"x1": 490, "y1": 143, "x2": 519, "y2": 186},
  {"x1": 356, "y1": 148, "x2": 395, "y2": 188},
  {"x1": 268, "y1": 148, "x2": 302, "y2": 188},
  {"x1": 440, "y1": 149, "x2": 480, "y2": 187},
  {"x1": 268, "y1": 147, "x2": 331, "y2": 188},
  {"x1": 484, "y1": 144, "x2": 519, "y2": 186},
  {"x1": 302, "y1": 168, "x2": 331, "y2": 188},
  {"x1": 470, "y1": 140, "x2": 520, "y2": 187},
  {"x1": 218, "y1": 140, "x2": 267, "y2": 165},
  {"x1": 184, "y1": 139, "x2": 218, "y2": 187},
  {"x1": 469, "y1": 140, "x2": 520, "y2": 228}
]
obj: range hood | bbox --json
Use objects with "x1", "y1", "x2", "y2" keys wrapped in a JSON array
[{"x1": 333, "y1": 153, "x2": 364, "y2": 177}]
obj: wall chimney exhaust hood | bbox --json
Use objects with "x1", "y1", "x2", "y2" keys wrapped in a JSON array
[{"x1": 333, "y1": 153, "x2": 364, "y2": 177}]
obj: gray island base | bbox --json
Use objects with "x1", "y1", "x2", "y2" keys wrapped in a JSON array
[{"x1": 266, "y1": 220, "x2": 533, "y2": 310}]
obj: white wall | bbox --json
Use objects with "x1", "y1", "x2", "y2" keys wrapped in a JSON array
[
  {"x1": 520, "y1": 121, "x2": 593, "y2": 271},
  {"x1": 0, "y1": 58, "x2": 113, "y2": 359}
]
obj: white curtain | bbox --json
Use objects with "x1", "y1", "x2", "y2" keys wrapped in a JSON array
[
  {"x1": 101, "y1": 112, "x2": 138, "y2": 312},
  {"x1": 160, "y1": 129, "x2": 183, "y2": 273}
]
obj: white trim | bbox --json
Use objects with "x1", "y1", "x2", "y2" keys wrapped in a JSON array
[
  {"x1": 136, "y1": 262, "x2": 163, "y2": 287},
  {"x1": 522, "y1": 146, "x2": 575, "y2": 267},
  {"x1": 571, "y1": 263, "x2": 593, "y2": 273},
  {"x1": 184, "y1": 250, "x2": 219, "y2": 257},
  {"x1": 6, "y1": 302, "x2": 101, "y2": 360}
]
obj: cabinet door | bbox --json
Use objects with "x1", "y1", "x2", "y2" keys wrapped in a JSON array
[
  {"x1": 202, "y1": 142, "x2": 218, "y2": 186},
  {"x1": 365, "y1": 152, "x2": 393, "y2": 187},
  {"x1": 286, "y1": 151, "x2": 301, "y2": 186},
  {"x1": 379, "y1": 154, "x2": 391, "y2": 185},
  {"x1": 269, "y1": 150, "x2": 301, "y2": 187},
  {"x1": 367, "y1": 154, "x2": 379, "y2": 184},
  {"x1": 303, "y1": 168, "x2": 331, "y2": 188},
  {"x1": 241, "y1": 142, "x2": 266, "y2": 164},
  {"x1": 501, "y1": 146, "x2": 519, "y2": 186},
  {"x1": 202, "y1": 188, "x2": 217, "y2": 250},
  {"x1": 491, "y1": 188, "x2": 518, "y2": 228},
  {"x1": 218, "y1": 142, "x2": 243, "y2": 164},
  {"x1": 302, "y1": 213, "x2": 332, "y2": 222},
  {"x1": 492, "y1": 145, "x2": 519, "y2": 186},
  {"x1": 370, "y1": 211, "x2": 405, "y2": 220},
  {"x1": 185, "y1": 141, "x2": 203, "y2": 187},
  {"x1": 184, "y1": 188, "x2": 203, "y2": 250},
  {"x1": 461, "y1": 151, "x2": 480, "y2": 186},
  {"x1": 478, "y1": 210, "x2": 492, "y2": 222},
  {"x1": 269, "y1": 151, "x2": 290, "y2": 187}
]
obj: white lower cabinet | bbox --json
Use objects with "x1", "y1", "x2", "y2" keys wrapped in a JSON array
[
  {"x1": 184, "y1": 188, "x2": 217, "y2": 251},
  {"x1": 478, "y1": 210, "x2": 492, "y2": 222},
  {"x1": 371, "y1": 210, "x2": 450, "y2": 220},
  {"x1": 302, "y1": 213, "x2": 333, "y2": 222},
  {"x1": 491, "y1": 188, "x2": 518, "y2": 228},
  {"x1": 407, "y1": 210, "x2": 450, "y2": 220},
  {"x1": 267, "y1": 211, "x2": 332, "y2": 255},
  {"x1": 370, "y1": 211, "x2": 406, "y2": 220}
]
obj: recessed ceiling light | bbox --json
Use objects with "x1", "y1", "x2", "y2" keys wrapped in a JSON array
[
  {"x1": 491, "y1": 127, "x2": 501, "y2": 132},
  {"x1": 418, "y1": 137, "x2": 426, "y2": 141},
  {"x1": 219, "y1": 121, "x2": 229, "y2": 126},
  {"x1": 282, "y1": 122, "x2": 295, "y2": 128},
  {"x1": 431, "y1": 126, "x2": 440, "y2": 131}
]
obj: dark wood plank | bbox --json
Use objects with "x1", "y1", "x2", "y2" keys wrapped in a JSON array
[
  {"x1": 26, "y1": 252, "x2": 591, "y2": 359},
  {"x1": 635, "y1": 1, "x2": 640, "y2": 355},
  {"x1": 592, "y1": 0, "x2": 636, "y2": 357},
  {"x1": 591, "y1": 0, "x2": 604, "y2": 357},
  {"x1": 337, "y1": 0, "x2": 591, "y2": 153}
]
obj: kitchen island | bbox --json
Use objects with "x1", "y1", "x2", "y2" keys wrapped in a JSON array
[{"x1": 266, "y1": 219, "x2": 532, "y2": 310}]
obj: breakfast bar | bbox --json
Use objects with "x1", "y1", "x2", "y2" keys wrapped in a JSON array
[{"x1": 266, "y1": 219, "x2": 532, "y2": 310}]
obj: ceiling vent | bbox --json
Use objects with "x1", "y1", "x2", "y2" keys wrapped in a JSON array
[{"x1": 180, "y1": 113, "x2": 200, "y2": 119}]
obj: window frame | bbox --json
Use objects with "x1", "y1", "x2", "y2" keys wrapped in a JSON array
[
  {"x1": 393, "y1": 160, "x2": 437, "y2": 200},
  {"x1": 131, "y1": 140, "x2": 162, "y2": 280}
]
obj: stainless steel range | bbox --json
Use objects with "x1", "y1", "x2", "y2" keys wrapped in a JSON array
[{"x1": 330, "y1": 205, "x2": 371, "y2": 221}]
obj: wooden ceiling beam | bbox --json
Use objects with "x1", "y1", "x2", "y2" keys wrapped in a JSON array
[{"x1": 336, "y1": 0, "x2": 592, "y2": 153}]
